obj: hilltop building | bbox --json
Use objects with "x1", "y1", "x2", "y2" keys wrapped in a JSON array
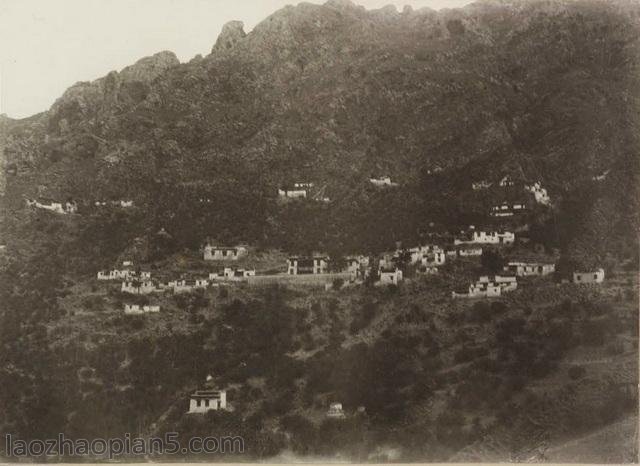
[
  {"x1": 504, "y1": 261, "x2": 555, "y2": 277},
  {"x1": 327, "y1": 402, "x2": 347, "y2": 419},
  {"x1": 452, "y1": 275, "x2": 517, "y2": 298},
  {"x1": 369, "y1": 176, "x2": 398, "y2": 187},
  {"x1": 573, "y1": 268, "x2": 605, "y2": 284},
  {"x1": 525, "y1": 182, "x2": 550, "y2": 205},
  {"x1": 121, "y1": 280, "x2": 157, "y2": 295},
  {"x1": 287, "y1": 256, "x2": 328, "y2": 275},
  {"x1": 490, "y1": 202, "x2": 526, "y2": 217},
  {"x1": 26, "y1": 198, "x2": 77, "y2": 214},
  {"x1": 454, "y1": 229, "x2": 515, "y2": 246},
  {"x1": 209, "y1": 267, "x2": 256, "y2": 281},
  {"x1": 203, "y1": 245, "x2": 248, "y2": 261},
  {"x1": 188, "y1": 389, "x2": 228, "y2": 414},
  {"x1": 499, "y1": 176, "x2": 515, "y2": 187},
  {"x1": 124, "y1": 304, "x2": 160, "y2": 315},
  {"x1": 379, "y1": 267, "x2": 403, "y2": 285},
  {"x1": 472, "y1": 180, "x2": 492, "y2": 190}
]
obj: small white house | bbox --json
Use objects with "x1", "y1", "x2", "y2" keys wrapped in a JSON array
[
  {"x1": 369, "y1": 176, "x2": 398, "y2": 187},
  {"x1": 478, "y1": 275, "x2": 518, "y2": 292},
  {"x1": 421, "y1": 250, "x2": 446, "y2": 266},
  {"x1": 379, "y1": 268, "x2": 403, "y2": 285},
  {"x1": 288, "y1": 256, "x2": 328, "y2": 275},
  {"x1": 573, "y1": 268, "x2": 605, "y2": 284},
  {"x1": 124, "y1": 304, "x2": 160, "y2": 315},
  {"x1": 472, "y1": 180, "x2": 492, "y2": 190},
  {"x1": 452, "y1": 281, "x2": 501, "y2": 299},
  {"x1": 525, "y1": 182, "x2": 550, "y2": 205},
  {"x1": 188, "y1": 389, "x2": 228, "y2": 414},
  {"x1": 121, "y1": 281, "x2": 157, "y2": 295},
  {"x1": 504, "y1": 262, "x2": 555, "y2": 277},
  {"x1": 327, "y1": 402, "x2": 346, "y2": 419},
  {"x1": 203, "y1": 245, "x2": 248, "y2": 261},
  {"x1": 279, "y1": 183, "x2": 313, "y2": 199},
  {"x1": 499, "y1": 176, "x2": 515, "y2": 187},
  {"x1": 458, "y1": 247, "x2": 483, "y2": 257}
]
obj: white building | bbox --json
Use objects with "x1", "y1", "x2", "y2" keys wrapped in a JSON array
[
  {"x1": 472, "y1": 180, "x2": 492, "y2": 190},
  {"x1": 188, "y1": 389, "x2": 228, "y2": 414},
  {"x1": 525, "y1": 182, "x2": 550, "y2": 205},
  {"x1": 499, "y1": 176, "x2": 515, "y2": 187},
  {"x1": 573, "y1": 268, "x2": 605, "y2": 284},
  {"x1": 379, "y1": 268, "x2": 403, "y2": 285},
  {"x1": 121, "y1": 281, "x2": 157, "y2": 295},
  {"x1": 421, "y1": 250, "x2": 446, "y2": 266},
  {"x1": 452, "y1": 281, "x2": 501, "y2": 298},
  {"x1": 478, "y1": 275, "x2": 518, "y2": 292},
  {"x1": 504, "y1": 262, "x2": 555, "y2": 277},
  {"x1": 209, "y1": 268, "x2": 256, "y2": 281},
  {"x1": 327, "y1": 402, "x2": 346, "y2": 419},
  {"x1": 26, "y1": 198, "x2": 77, "y2": 214},
  {"x1": 203, "y1": 245, "x2": 248, "y2": 261},
  {"x1": 455, "y1": 230, "x2": 515, "y2": 246},
  {"x1": 369, "y1": 176, "x2": 398, "y2": 187},
  {"x1": 458, "y1": 247, "x2": 483, "y2": 257},
  {"x1": 124, "y1": 304, "x2": 160, "y2": 315},
  {"x1": 287, "y1": 256, "x2": 328, "y2": 275},
  {"x1": 278, "y1": 182, "x2": 314, "y2": 199}
]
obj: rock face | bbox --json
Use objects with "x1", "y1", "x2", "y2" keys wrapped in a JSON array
[
  {"x1": 1, "y1": 0, "x2": 639, "y2": 260},
  {"x1": 212, "y1": 21, "x2": 246, "y2": 53}
]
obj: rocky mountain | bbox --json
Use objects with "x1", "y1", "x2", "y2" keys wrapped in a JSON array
[{"x1": 1, "y1": 0, "x2": 638, "y2": 260}]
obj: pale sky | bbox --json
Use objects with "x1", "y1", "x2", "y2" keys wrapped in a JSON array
[{"x1": 0, "y1": 0, "x2": 473, "y2": 119}]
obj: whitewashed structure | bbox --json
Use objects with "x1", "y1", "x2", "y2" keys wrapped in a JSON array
[
  {"x1": 188, "y1": 389, "x2": 228, "y2": 414},
  {"x1": 573, "y1": 268, "x2": 605, "y2": 284},
  {"x1": 455, "y1": 229, "x2": 515, "y2": 246},
  {"x1": 472, "y1": 180, "x2": 492, "y2": 190},
  {"x1": 369, "y1": 176, "x2": 398, "y2": 187},
  {"x1": 124, "y1": 304, "x2": 160, "y2": 315},
  {"x1": 326, "y1": 402, "x2": 347, "y2": 419},
  {"x1": 458, "y1": 247, "x2": 483, "y2": 257},
  {"x1": 525, "y1": 182, "x2": 550, "y2": 205},
  {"x1": 121, "y1": 281, "x2": 157, "y2": 295},
  {"x1": 287, "y1": 256, "x2": 328, "y2": 275},
  {"x1": 504, "y1": 262, "x2": 555, "y2": 277},
  {"x1": 379, "y1": 267, "x2": 403, "y2": 285},
  {"x1": 203, "y1": 245, "x2": 248, "y2": 261},
  {"x1": 26, "y1": 198, "x2": 77, "y2": 214}
]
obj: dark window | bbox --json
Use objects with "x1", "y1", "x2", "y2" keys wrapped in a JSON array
[{"x1": 205, "y1": 399, "x2": 210, "y2": 407}]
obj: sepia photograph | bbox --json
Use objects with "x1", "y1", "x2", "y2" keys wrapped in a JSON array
[{"x1": 0, "y1": 0, "x2": 638, "y2": 463}]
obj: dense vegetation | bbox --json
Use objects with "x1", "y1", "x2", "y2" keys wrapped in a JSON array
[{"x1": 0, "y1": 0, "x2": 638, "y2": 462}]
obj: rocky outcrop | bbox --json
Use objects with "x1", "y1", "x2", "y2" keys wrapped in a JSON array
[{"x1": 212, "y1": 21, "x2": 246, "y2": 53}]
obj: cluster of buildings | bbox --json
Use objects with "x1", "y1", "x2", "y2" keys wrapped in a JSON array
[
  {"x1": 470, "y1": 176, "x2": 551, "y2": 207},
  {"x1": 452, "y1": 274, "x2": 518, "y2": 299}
]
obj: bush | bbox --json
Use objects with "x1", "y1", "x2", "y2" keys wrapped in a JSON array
[{"x1": 332, "y1": 278, "x2": 344, "y2": 290}]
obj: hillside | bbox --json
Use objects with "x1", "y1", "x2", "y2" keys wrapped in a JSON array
[{"x1": 0, "y1": 0, "x2": 638, "y2": 462}]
